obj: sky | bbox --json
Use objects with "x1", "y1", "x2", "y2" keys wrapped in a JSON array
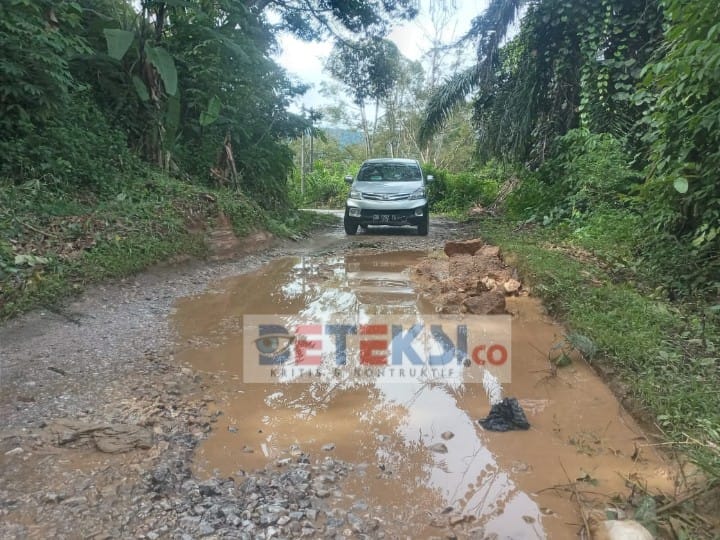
[{"x1": 274, "y1": 0, "x2": 490, "y2": 112}]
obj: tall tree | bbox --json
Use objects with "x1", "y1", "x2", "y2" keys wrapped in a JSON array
[
  {"x1": 0, "y1": 0, "x2": 420, "y2": 206},
  {"x1": 418, "y1": 0, "x2": 526, "y2": 147},
  {"x1": 421, "y1": 0, "x2": 460, "y2": 90},
  {"x1": 326, "y1": 39, "x2": 402, "y2": 156},
  {"x1": 408, "y1": 0, "x2": 476, "y2": 167}
]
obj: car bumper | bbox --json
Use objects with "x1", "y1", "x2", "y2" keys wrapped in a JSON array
[{"x1": 345, "y1": 200, "x2": 428, "y2": 225}]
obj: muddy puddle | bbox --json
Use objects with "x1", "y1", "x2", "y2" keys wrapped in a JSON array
[{"x1": 173, "y1": 250, "x2": 674, "y2": 539}]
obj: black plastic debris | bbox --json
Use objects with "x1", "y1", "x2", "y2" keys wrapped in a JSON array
[{"x1": 478, "y1": 397, "x2": 530, "y2": 432}]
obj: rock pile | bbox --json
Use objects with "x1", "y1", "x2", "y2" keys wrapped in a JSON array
[{"x1": 411, "y1": 239, "x2": 523, "y2": 315}]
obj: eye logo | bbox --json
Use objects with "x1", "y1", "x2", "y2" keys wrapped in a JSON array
[
  {"x1": 255, "y1": 324, "x2": 295, "y2": 365},
  {"x1": 254, "y1": 334, "x2": 294, "y2": 355}
]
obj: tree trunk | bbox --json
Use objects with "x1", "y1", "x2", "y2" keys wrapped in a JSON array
[
  {"x1": 300, "y1": 131, "x2": 305, "y2": 196},
  {"x1": 359, "y1": 101, "x2": 371, "y2": 158},
  {"x1": 310, "y1": 130, "x2": 314, "y2": 170}
]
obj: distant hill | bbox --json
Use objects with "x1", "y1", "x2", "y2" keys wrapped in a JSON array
[{"x1": 323, "y1": 127, "x2": 364, "y2": 148}]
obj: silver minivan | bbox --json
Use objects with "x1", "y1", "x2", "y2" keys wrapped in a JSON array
[{"x1": 343, "y1": 158, "x2": 432, "y2": 236}]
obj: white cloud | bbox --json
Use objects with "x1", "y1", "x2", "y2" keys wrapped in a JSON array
[{"x1": 276, "y1": 34, "x2": 332, "y2": 111}]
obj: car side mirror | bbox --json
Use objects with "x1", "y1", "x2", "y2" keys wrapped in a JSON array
[
  {"x1": 344, "y1": 175, "x2": 354, "y2": 184},
  {"x1": 426, "y1": 175, "x2": 434, "y2": 182}
]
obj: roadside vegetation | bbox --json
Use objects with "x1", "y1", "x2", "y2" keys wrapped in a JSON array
[
  {"x1": 482, "y1": 215, "x2": 720, "y2": 482},
  {"x1": 0, "y1": 174, "x2": 332, "y2": 320},
  {"x1": 423, "y1": 164, "x2": 503, "y2": 217}
]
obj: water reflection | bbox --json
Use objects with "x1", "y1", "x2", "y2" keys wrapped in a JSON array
[{"x1": 173, "y1": 251, "x2": 545, "y2": 538}]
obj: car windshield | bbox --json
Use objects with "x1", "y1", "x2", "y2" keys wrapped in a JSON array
[{"x1": 357, "y1": 163, "x2": 421, "y2": 182}]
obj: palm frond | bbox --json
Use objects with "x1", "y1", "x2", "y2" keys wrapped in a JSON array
[
  {"x1": 419, "y1": 66, "x2": 479, "y2": 145},
  {"x1": 419, "y1": 0, "x2": 527, "y2": 145},
  {"x1": 470, "y1": 0, "x2": 526, "y2": 58},
  {"x1": 457, "y1": 0, "x2": 525, "y2": 48}
]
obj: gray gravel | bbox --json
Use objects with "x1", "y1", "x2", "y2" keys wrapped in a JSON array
[{"x1": 0, "y1": 215, "x2": 476, "y2": 539}]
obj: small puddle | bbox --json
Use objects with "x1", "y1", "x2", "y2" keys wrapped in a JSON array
[{"x1": 173, "y1": 250, "x2": 674, "y2": 538}]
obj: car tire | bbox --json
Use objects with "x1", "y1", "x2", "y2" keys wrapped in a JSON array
[
  {"x1": 417, "y1": 212, "x2": 429, "y2": 236},
  {"x1": 344, "y1": 217, "x2": 358, "y2": 235}
]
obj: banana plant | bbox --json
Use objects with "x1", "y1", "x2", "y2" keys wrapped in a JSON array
[{"x1": 101, "y1": 2, "x2": 179, "y2": 168}]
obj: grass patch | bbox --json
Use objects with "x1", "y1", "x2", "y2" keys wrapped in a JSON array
[
  {"x1": 266, "y1": 210, "x2": 339, "y2": 238},
  {"x1": 480, "y1": 218, "x2": 720, "y2": 480},
  {"x1": 0, "y1": 173, "x2": 335, "y2": 321}
]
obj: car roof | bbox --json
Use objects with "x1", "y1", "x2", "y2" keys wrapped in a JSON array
[{"x1": 361, "y1": 158, "x2": 419, "y2": 165}]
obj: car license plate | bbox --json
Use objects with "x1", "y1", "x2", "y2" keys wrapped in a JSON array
[{"x1": 373, "y1": 214, "x2": 397, "y2": 222}]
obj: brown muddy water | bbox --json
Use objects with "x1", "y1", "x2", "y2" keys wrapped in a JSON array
[{"x1": 173, "y1": 250, "x2": 674, "y2": 539}]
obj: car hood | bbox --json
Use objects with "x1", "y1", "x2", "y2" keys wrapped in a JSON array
[{"x1": 352, "y1": 180, "x2": 424, "y2": 194}]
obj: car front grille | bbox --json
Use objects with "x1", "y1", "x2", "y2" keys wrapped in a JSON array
[{"x1": 362, "y1": 192, "x2": 410, "y2": 201}]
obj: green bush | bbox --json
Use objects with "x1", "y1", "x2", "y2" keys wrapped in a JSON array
[
  {"x1": 0, "y1": 168, "x2": 334, "y2": 320},
  {"x1": 637, "y1": 0, "x2": 720, "y2": 295},
  {"x1": 569, "y1": 208, "x2": 643, "y2": 264},
  {"x1": 541, "y1": 129, "x2": 642, "y2": 209},
  {"x1": 290, "y1": 160, "x2": 353, "y2": 208},
  {"x1": 0, "y1": 0, "x2": 88, "y2": 132},
  {"x1": 482, "y1": 219, "x2": 720, "y2": 480},
  {"x1": 424, "y1": 164, "x2": 501, "y2": 214},
  {"x1": 0, "y1": 92, "x2": 141, "y2": 192},
  {"x1": 506, "y1": 129, "x2": 642, "y2": 222},
  {"x1": 217, "y1": 189, "x2": 268, "y2": 236},
  {"x1": 505, "y1": 174, "x2": 561, "y2": 220},
  {"x1": 504, "y1": 128, "x2": 718, "y2": 296}
]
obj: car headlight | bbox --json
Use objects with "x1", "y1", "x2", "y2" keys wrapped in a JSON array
[
  {"x1": 350, "y1": 189, "x2": 363, "y2": 200},
  {"x1": 409, "y1": 187, "x2": 425, "y2": 200}
]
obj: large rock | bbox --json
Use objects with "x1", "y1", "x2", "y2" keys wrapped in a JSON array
[
  {"x1": 596, "y1": 520, "x2": 653, "y2": 540},
  {"x1": 434, "y1": 292, "x2": 466, "y2": 313},
  {"x1": 449, "y1": 255, "x2": 507, "y2": 286},
  {"x1": 449, "y1": 253, "x2": 508, "y2": 285},
  {"x1": 444, "y1": 239, "x2": 483, "y2": 257},
  {"x1": 434, "y1": 292, "x2": 465, "y2": 314},
  {"x1": 464, "y1": 291, "x2": 506, "y2": 315},
  {"x1": 503, "y1": 278, "x2": 522, "y2": 295},
  {"x1": 411, "y1": 242, "x2": 511, "y2": 316},
  {"x1": 479, "y1": 276, "x2": 497, "y2": 292}
]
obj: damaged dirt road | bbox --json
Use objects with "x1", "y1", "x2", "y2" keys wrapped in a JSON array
[{"x1": 0, "y1": 216, "x2": 679, "y2": 539}]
